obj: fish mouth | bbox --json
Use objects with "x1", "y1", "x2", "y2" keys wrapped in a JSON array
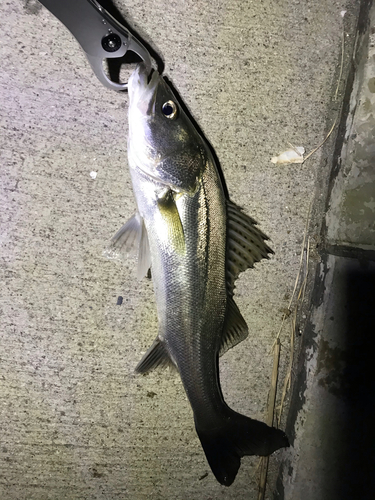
[
  {"x1": 128, "y1": 63, "x2": 162, "y2": 121},
  {"x1": 128, "y1": 63, "x2": 160, "y2": 104}
]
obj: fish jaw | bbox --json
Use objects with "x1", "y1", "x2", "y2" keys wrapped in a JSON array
[
  {"x1": 128, "y1": 64, "x2": 159, "y2": 121},
  {"x1": 127, "y1": 65, "x2": 159, "y2": 182}
]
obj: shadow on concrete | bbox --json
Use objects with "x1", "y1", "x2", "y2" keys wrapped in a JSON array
[
  {"x1": 337, "y1": 264, "x2": 375, "y2": 498},
  {"x1": 276, "y1": 258, "x2": 375, "y2": 500}
]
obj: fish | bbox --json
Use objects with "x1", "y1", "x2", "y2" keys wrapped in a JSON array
[{"x1": 107, "y1": 63, "x2": 289, "y2": 486}]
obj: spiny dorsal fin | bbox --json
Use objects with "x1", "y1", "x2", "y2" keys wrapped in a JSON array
[
  {"x1": 226, "y1": 200, "x2": 273, "y2": 296},
  {"x1": 220, "y1": 296, "x2": 249, "y2": 356},
  {"x1": 103, "y1": 212, "x2": 151, "y2": 280},
  {"x1": 135, "y1": 338, "x2": 175, "y2": 374}
]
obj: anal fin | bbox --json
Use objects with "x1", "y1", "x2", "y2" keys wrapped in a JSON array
[{"x1": 135, "y1": 338, "x2": 175, "y2": 373}]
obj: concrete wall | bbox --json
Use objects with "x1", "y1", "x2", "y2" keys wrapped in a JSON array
[{"x1": 279, "y1": 2, "x2": 375, "y2": 499}]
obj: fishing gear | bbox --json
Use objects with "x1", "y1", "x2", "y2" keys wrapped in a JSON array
[{"x1": 38, "y1": 0, "x2": 152, "y2": 90}]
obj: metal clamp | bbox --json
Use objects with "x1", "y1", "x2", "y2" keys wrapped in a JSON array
[{"x1": 38, "y1": 0, "x2": 152, "y2": 90}]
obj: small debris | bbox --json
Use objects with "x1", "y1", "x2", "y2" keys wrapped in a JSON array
[
  {"x1": 91, "y1": 467, "x2": 104, "y2": 478},
  {"x1": 147, "y1": 391, "x2": 157, "y2": 398},
  {"x1": 199, "y1": 472, "x2": 208, "y2": 481},
  {"x1": 340, "y1": 10, "x2": 346, "y2": 18},
  {"x1": 116, "y1": 296, "x2": 123, "y2": 305},
  {"x1": 90, "y1": 171, "x2": 97, "y2": 179},
  {"x1": 271, "y1": 147, "x2": 305, "y2": 165},
  {"x1": 279, "y1": 307, "x2": 291, "y2": 318}
]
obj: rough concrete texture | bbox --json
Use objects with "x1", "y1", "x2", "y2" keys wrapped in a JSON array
[
  {"x1": 281, "y1": 255, "x2": 375, "y2": 500},
  {"x1": 0, "y1": 1, "x2": 360, "y2": 499},
  {"x1": 279, "y1": 2, "x2": 375, "y2": 499},
  {"x1": 326, "y1": 1, "x2": 375, "y2": 250}
]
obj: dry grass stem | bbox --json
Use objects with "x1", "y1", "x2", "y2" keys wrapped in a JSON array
[
  {"x1": 277, "y1": 236, "x2": 310, "y2": 425},
  {"x1": 257, "y1": 457, "x2": 269, "y2": 500},
  {"x1": 302, "y1": 118, "x2": 338, "y2": 163},
  {"x1": 303, "y1": 19, "x2": 345, "y2": 162},
  {"x1": 277, "y1": 309, "x2": 296, "y2": 425},
  {"x1": 272, "y1": 203, "x2": 311, "y2": 352},
  {"x1": 268, "y1": 338, "x2": 281, "y2": 426},
  {"x1": 258, "y1": 339, "x2": 281, "y2": 500},
  {"x1": 334, "y1": 24, "x2": 346, "y2": 101}
]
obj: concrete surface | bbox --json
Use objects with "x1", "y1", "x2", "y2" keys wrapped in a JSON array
[
  {"x1": 0, "y1": 0, "x2": 361, "y2": 499},
  {"x1": 278, "y1": 2, "x2": 375, "y2": 499},
  {"x1": 326, "y1": 0, "x2": 375, "y2": 250},
  {"x1": 280, "y1": 255, "x2": 375, "y2": 500}
]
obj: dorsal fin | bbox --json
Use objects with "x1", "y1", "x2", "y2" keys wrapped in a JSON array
[{"x1": 226, "y1": 200, "x2": 273, "y2": 296}]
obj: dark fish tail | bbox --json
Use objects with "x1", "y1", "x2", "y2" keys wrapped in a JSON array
[{"x1": 195, "y1": 408, "x2": 289, "y2": 486}]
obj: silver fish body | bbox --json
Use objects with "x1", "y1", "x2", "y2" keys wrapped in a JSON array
[{"x1": 109, "y1": 64, "x2": 288, "y2": 486}]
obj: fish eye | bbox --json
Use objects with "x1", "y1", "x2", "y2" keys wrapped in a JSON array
[{"x1": 161, "y1": 100, "x2": 178, "y2": 120}]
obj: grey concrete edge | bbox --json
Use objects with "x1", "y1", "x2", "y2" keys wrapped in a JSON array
[{"x1": 273, "y1": 0, "x2": 374, "y2": 498}]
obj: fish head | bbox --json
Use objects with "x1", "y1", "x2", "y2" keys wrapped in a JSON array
[{"x1": 128, "y1": 64, "x2": 206, "y2": 194}]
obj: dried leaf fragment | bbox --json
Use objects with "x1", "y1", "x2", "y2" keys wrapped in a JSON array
[{"x1": 271, "y1": 147, "x2": 305, "y2": 165}]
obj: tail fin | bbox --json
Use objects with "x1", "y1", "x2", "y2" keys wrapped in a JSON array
[{"x1": 195, "y1": 410, "x2": 289, "y2": 486}]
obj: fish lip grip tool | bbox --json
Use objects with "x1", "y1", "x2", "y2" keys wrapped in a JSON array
[{"x1": 38, "y1": 0, "x2": 152, "y2": 90}]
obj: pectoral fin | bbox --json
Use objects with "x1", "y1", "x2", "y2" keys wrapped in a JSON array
[
  {"x1": 103, "y1": 212, "x2": 151, "y2": 280},
  {"x1": 135, "y1": 337, "x2": 175, "y2": 373},
  {"x1": 157, "y1": 190, "x2": 185, "y2": 255},
  {"x1": 136, "y1": 219, "x2": 151, "y2": 280}
]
